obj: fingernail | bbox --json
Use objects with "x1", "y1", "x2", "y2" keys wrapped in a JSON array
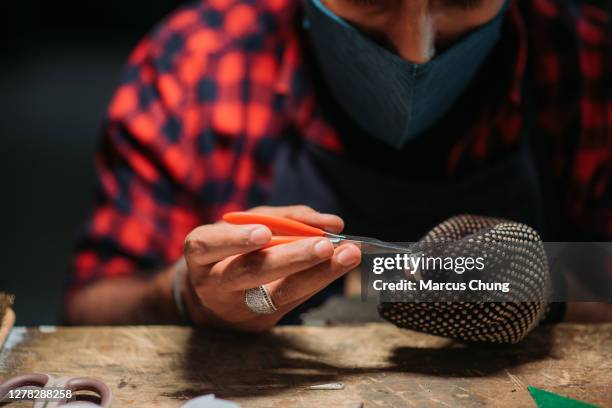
[
  {"x1": 336, "y1": 247, "x2": 359, "y2": 267},
  {"x1": 320, "y1": 213, "x2": 343, "y2": 232},
  {"x1": 313, "y1": 239, "x2": 334, "y2": 258},
  {"x1": 249, "y1": 227, "x2": 270, "y2": 245}
]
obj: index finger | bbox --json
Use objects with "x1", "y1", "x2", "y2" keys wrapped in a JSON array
[{"x1": 184, "y1": 223, "x2": 272, "y2": 266}]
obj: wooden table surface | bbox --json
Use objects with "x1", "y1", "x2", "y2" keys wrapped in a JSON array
[{"x1": 0, "y1": 323, "x2": 610, "y2": 407}]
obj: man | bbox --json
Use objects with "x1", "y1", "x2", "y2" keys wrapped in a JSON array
[{"x1": 65, "y1": 0, "x2": 612, "y2": 332}]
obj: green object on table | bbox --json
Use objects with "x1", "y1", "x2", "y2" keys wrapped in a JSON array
[{"x1": 528, "y1": 386, "x2": 598, "y2": 408}]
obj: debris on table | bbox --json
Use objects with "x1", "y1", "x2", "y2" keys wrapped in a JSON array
[
  {"x1": 181, "y1": 394, "x2": 241, "y2": 408},
  {"x1": 308, "y1": 382, "x2": 345, "y2": 390}
]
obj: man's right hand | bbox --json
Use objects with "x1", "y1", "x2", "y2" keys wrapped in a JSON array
[{"x1": 180, "y1": 205, "x2": 362, "y2": 331}]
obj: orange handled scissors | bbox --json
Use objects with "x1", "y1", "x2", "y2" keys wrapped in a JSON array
[{"x1": 223, "y1": 212, "x2": 411, "y2": 254}]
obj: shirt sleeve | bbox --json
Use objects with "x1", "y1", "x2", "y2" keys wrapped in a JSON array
[
  {"x1": 68, "y1": 9, "x2": 212, "y2": 293},
  {"x1": 67, "y1": 0, "x2": 288, "y2": 293},
  {"x1": 529, "y1": 0, "x2": 612, "y2": 240},
  {"x1": 564, "y1": 4, "x2": 612, "y2": 240}
]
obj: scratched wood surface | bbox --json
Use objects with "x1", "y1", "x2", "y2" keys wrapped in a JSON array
[{"x1": 0, "y1": 323, "x2": 610, "y2": 407}]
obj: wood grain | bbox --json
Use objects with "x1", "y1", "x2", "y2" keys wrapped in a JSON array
[{"x1": 0, "y1": 323, "x2": 610, "y2": 407}]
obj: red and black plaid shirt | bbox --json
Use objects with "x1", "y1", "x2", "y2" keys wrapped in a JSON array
[{"x1": 69, "y1": 0, "x2": 612, "y2": 291}]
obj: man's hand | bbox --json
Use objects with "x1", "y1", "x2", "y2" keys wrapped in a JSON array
[{"x1": 180, "y1": 205, "x2": 361, "y2": 331}]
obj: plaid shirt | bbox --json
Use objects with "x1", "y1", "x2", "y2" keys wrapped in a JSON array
[{"x1": 69, "y1": 0, "x2": 612, "y2": 291}]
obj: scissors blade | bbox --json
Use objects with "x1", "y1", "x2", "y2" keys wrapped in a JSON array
[{"x1": 330, "y1": 235, "x2": 414, "y2": 254}]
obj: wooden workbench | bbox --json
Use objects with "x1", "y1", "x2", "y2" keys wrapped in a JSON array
[{"x1": 0, "y1": 323, "x2": 610, "y2": 407}]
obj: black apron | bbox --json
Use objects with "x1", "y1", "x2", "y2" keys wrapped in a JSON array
[
  {"x1": 270, "y1": 136, "x2": 543, "y2": 241},
  {"x1": 268, "y1": 120, "x2": 546, "y2": 323}
]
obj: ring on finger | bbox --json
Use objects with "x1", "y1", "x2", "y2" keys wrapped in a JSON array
[{"x1": 244, "y1": 285, "x2": 277, "y2": 315}]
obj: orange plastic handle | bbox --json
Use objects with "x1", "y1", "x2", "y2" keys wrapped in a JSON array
[{"x1": 223, "y1": 212, "x2": 326, "y2": 237}]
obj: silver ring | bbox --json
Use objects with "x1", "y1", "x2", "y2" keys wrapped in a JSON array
[{"x1": 244, "y1": 285, "x2": 277, "y2": 315}]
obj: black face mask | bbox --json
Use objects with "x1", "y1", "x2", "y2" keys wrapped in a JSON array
[{"x1": 304, "y1": 0, "x2": 509, "y2": 149}]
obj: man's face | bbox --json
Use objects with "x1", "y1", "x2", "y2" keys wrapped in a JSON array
[{"x1": 321, "y1": 0, "x2": 507, "y2": 63}]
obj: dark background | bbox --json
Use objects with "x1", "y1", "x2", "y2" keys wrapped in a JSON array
[
  {"x1": 1, "y1": 0, "x2": 610, "y2": 326},
  {"x1": 1, "y1": 0, "x2": 190, "y2": 325}
]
